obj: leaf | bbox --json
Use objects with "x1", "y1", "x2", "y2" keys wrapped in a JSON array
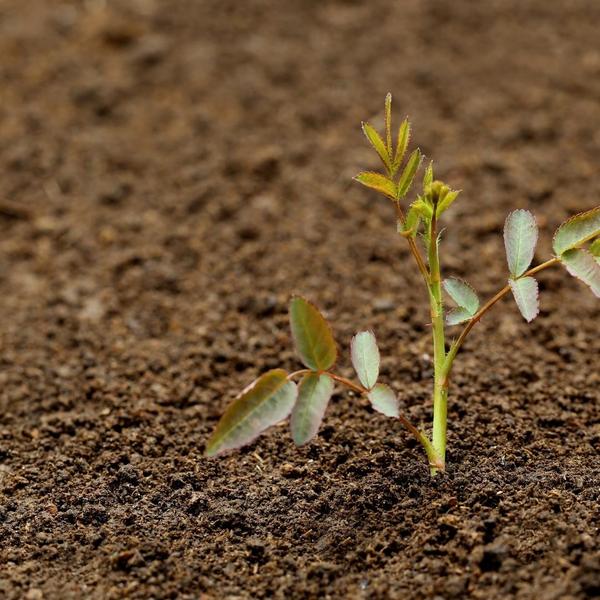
[
  {"x1": 354, "y1": 171, "x2": 397, "y2": 200},
  {"x1": 401, "y1": 204, "x2": 421, "y2": 237},
  {"x1": 351, "y1": 330, "x2": 380, "y2": 390},
  {"x1": 362, "y1": 122, "x2": 392, "y2": 173},
  {"x1": 392, "y1": 119, "x2": 410, "y2": 174},
  {"x1": 443, "y1": 277, "x2": 479, "y2": 315},
  {"x1": 423, "y1": 161, "x2": 434, "y2": 188},
  {"x1": 289, "y1": 296, "x2": 337, "y2": 371},
  {"x1": 446, "y1": 307, "x2": 473, "y2": 326},
  {"x1": 290, "y1": 373, "x2": 334, "y2": 446},
  {"x1": 384, "y1": 93, "x2": 392, "y2": 155},
  {"x1": 367, "y1": 383, "x2": 399, "y2": 418},
  {"x1": 411, "y1": 197, "x2": 433, "y2": 221},
  {"x1": 437, "y1": 190, "x2": 460, "y2": 215},
  {"x1": 553, "y1": 206, "x2": 600, "y2": 256},
  {"x1": 397, "y1": 149, "x2": 423, "y2": 198},
  {"x1": 504, "y1": 209, "x2": 538, "y2": 278},
  {"x1": 205, "y1": 369, "x2": 297, "y2": 457},
  {"x1": 560, "y1": 248, "x2": 600, "y2": 298},
  {"x1": 509, "y1": 277, "x2": 539, "y2": 322},
  {"x1": 590, "y1": 238, "x2": 600, "y2": 264}
]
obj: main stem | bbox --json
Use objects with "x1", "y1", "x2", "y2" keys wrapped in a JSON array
[{"x1": 427, "y1": 213, "x2": 447, "y2": 475}]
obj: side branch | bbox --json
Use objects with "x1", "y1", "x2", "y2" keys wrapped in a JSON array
[{"x1": 442, "y1": 257, "x2": 560, "y2": 382}]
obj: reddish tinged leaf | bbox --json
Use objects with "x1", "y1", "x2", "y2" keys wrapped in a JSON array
[
  {"x1": 290, "y1": 373, "x2": 334, "y2": 446},
  {"x1": 289, "y1": 297, "x2": 337, "y2": 371},
  {"x1": 205, "y1": 370, "x2": 297, "y2": 457}
]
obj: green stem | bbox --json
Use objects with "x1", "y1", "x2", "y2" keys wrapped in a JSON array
[{"x1": 428, "y1": 212, "x2": 447, "y2": 474}]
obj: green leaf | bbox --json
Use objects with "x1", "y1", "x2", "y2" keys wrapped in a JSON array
[
  {"x1": 384, "y1": 93, "x2": 392, "y2": 155},
  {"x1": 590, "y1": 238, "x2": 600, "y2": 264},
  {"x1": 351, "y1": 330, "x2": 380, "y2": 390},
  {"x1": 504, "y1": 209, "x2": 538, "y2": 278},
  {"x1": 401, "y1": 204, "x2": 421, "y2": 237},
  {"x1": 437, "y1": 190, "x2": 460, "y2": 215},
  {"x1": 423, "y1": 161, "x2": 434, "y2": 188},
  {"x1": 443, "y1": 277, "x2": 479, "y2": 315},
  {"x1": 361, "y1": 122, "x2": 392, "y2": 173},
  {"x1": 392, "y1": 119, "x2": 410, "y2": 174},
  {"x1": 290, "y1": 373, "x2": 334, "y2": 446},
  {"x1": 560, "y1": 248, "x2": 600, "y2": 298},
  {"x1": 354, "y1": 171, "x2": 397, "y2": 200},
  {"x1": 509, "y1": 277, "x2": 539, "y2": 322},
  {"x1": 411, "y1": 197, "x2": 433, "y2": 221},
  {"x1": 205, "y1": 369, "x2": 297, "y2": 457},
  {"x1": 367, "y1": 383, "x2": 399, "y2": 418},
  {"x1": 397, "y1": 149, "x2": 423, "y2": 198},
  {"x1": 552, "y1": 206, "x2": 600, "y2": 256},
  {"x1": 446, "y1": 307, "x2": 473, "y2": 326},
  {"x1": 289, "y1": 296, "x2": 337, "y2": 371}
]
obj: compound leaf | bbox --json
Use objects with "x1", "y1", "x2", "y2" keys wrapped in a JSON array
[
  {"x1": 205, "y1": 369, "x2": 297, "y2": 457},
  {"x1": 397, "y1": 149, "x2": 423, "y2": 198},
  {"x1": 289, "y1": 297, "x2": 337, "y2": 371},
  {"x1": 504, "y1": 209, "x2": 538, "y2": 278},
  {"x1": 351, "y1": 330, "x2": 380, "y2": 390},
  {"x1": 354, "y1": 171, "x2": 397, "y2": 200},
  {"x1": 560, "y1": 248, "x2": 600, "y2": 298},
  {"x1": 509, "y1": 276, "x2": 539, "y2": 322},
  {"x1": 446, "y1": 307, "x2": 474, "y2": 326},
  {"x1": 290, "y1": 373, "x2": 334, "y2": 446},
  {"x1": 367, "y1": 383, "x2": 399, "y2": 418},
  {"x1": 443, "y1": 277, "x2": 479, "y2": 315},
  {"x1": 392, "y1": 118, "x2": 411, "y2": 174},
  {"x1": 362, "y1": 122, "x2": 392, "y2": 173},
  {"x1": 553, "y1": 206, "x2": 600, "y2": 256}
]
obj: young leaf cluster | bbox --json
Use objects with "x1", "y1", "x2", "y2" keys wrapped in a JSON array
[{"x1": 355, "y1": 93, "x2": 423, "y2": 203}]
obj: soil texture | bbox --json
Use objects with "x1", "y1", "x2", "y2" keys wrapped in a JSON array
[{"x1": 0, "y1": 1, "x2": 599, "y2": 598}]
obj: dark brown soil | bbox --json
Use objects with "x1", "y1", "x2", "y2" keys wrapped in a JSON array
[{"x1": 1, "y1": 1, "x2": 599, "y2": 598}]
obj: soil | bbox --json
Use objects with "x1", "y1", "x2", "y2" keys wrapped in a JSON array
[{"x1": 0, "y1": 1, "x2": 599, "y2": 598}]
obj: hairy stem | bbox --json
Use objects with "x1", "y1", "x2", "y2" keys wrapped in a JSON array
[{"x1": 427, "y1": 211, "x2": 447, "y2": 474}]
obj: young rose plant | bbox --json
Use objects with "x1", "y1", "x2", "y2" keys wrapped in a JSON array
[{"x1": 206, "y1": 94, "x2": 600, "y2": 475}]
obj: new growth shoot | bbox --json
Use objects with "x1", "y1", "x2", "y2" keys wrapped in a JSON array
[{"x1": 205, "y1": 94, "x2": 600, "y2": 475}]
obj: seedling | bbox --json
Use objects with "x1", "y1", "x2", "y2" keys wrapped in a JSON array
[{"x1": 206, "y1": 95, "x2": 600, "y2": 474}]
